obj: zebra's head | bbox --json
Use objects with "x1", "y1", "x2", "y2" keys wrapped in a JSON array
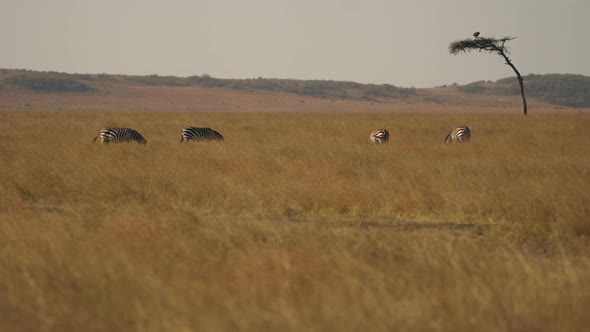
[
  {"x1": 445, "y1": 132, "x2": 453, "y2": 144},
  {"x1": 137, "y1": 136, "x2": 148, "y2": 145}
]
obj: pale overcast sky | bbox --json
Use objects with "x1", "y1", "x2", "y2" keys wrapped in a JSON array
[{"x1": 1, "y1": 0, "x2": 588, "y2": 87}]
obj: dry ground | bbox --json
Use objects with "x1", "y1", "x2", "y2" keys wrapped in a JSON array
[
  {"x1": 1, "y1": 83, "x2": 584, "y2": 114},
  {"x1": 0, "y1": 87, "x2": 589, "y2": 331}
]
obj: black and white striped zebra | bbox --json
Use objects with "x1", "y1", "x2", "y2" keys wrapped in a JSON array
[
  {"x1": 369, "y1": 129, "x2": 390, "y2": 144},
  {"x1": 92, "y1": 128, "x2": 147, "y2": 144},
  {"x1": 445, "y1": 126, "x2": 471, "y2": 144},
  {"x1": 180, "y1": 127, "x2": 224, "y2": 143}
]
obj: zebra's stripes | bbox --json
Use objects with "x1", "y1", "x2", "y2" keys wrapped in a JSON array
[
  {"x1": 445, "y1": 126, "x2": 471, "y2": 144},
  {"x1": 370, "y1": 129, "x2": 390, "y2": 144},
  {"x1": 180, "y1": 127, "x2": 224, "y2": 143},
  {"x1": 93, "y1": 128, "x2": 147, "y2": 144},
  {"x1": 87, "y1": 125, "x2": 475, "y2": 146}
]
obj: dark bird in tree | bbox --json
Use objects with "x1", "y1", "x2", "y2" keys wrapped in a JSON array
[
  {"x1": 473, "y1": 31, "x2": 480, "y2": 38},
  {"x1": 449, "y1": 34, "x2": 528, "y2": 115}
]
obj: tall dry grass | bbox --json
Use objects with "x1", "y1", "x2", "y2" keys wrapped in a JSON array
[{"x1": 1, "y1": 111, "x2": 589, "y2": 331}]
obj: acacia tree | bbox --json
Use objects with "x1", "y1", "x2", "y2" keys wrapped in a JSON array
[{"x1": 449, "y1": 35, "x2": 528, "y2": 115}]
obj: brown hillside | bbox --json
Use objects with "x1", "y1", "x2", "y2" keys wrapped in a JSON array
[{"x1": 1, "y1": 82, "x2": 585, "y2": 114}]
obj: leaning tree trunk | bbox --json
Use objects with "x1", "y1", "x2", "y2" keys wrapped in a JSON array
[
  {"x1": 499, "y1": 50, "x2": 528, "y2": 115},
  {"x1": 514, "y1": 69, "x2": 528, "y2": 116}
]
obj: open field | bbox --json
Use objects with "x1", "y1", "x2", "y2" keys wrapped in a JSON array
[
  {"x1": 2, "y1": 83, "x2": 587, "y2": 114},
  {"x1": 1, "y1": 107, "x2": 590, "y2": 331}
]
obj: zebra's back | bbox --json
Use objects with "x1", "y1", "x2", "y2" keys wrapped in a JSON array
[
  {"x1": 93, "y1": 128, "x2": 147, "y2": 144},
  {"x1": 445, "y1": 126, "x2": 471, "y2": 144},
  {"x1": 370, "y1": 129, "x2": 390, "y2": 144},
  {"x1": 180, "y1": 127, "x2": 224, "y2": 142}
]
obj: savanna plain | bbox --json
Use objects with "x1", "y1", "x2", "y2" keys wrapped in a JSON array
[{"x1": 1, "y1": 108, "x2": 589, "y2": 331}]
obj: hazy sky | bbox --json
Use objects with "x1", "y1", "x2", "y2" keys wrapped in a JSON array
[{"x1": 2, "y1": 0, "x2": 589, "y2": 87}]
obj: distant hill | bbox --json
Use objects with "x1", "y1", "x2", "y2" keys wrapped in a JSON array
[
  {"x1": 1, "y1": 69, "x2": 589, "y2": 108},
  {"x1": 455, "y1": 74, "x2": 590, "y2": 108},
  {"x1": 0, "y1": 69, "x2": 415, "y2": 101}
]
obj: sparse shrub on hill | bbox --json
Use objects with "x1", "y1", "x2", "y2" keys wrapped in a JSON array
[
  {"x1": 186, "y1": 75, "x2": 415, "y2": 99},
  {"x1": 457, "y1": 74, "x2": 590, "y2": 107},
  {"x1": 360, "y1": 83, "x2": 415, "y2": 99},
  {"x1": 4, "y1": 72, "x2": 94, "y2": 93},
  {"x1": 496, "y1": 74, "x2": 590, "y2": 107},
  {"x1": 458, "y1": 81, "x2": 487, "y2": 93},
  {"x1": 71, "y1": 73, "x2": 125, "y2": 83},
  {"x1": 126, "y1": 74, "x2": 190, "y2": 87}
]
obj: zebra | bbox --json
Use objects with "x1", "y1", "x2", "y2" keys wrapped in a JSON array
[
  {"x1": 369, "y1": 129, "x2": 390, "y2": 144},
  {"x1": 445, "y1": 126, "x2": 471, "y2": 144},
  {"x1": 92, "y1": 128, "x2": 147, "y2": 144},
  {"x1": 180, "y1": 127, "x2": 224, "y2": 143}
]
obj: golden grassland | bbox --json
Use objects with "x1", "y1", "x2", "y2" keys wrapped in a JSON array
[{"x1": 1, "y1": 110, "x2": 589, "y2": 331}]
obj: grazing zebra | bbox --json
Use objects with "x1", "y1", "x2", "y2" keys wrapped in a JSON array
[
  {"x1": 180, "y1": 127, "x2": 224, "y2": 143},
  {"x1": 92, "y1": 128, "x2": 147, "y2": 144},
  {"x1": 369, "y1": 129, "x2": 390, "y2": 144},
  {"x1": 445, "y1": 126, "x2": 471, "y2": 144}
]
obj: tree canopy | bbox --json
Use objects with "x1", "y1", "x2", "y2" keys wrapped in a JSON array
[{"x1": 449, "y1": 36, "x2": 516, "y2": 55}]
